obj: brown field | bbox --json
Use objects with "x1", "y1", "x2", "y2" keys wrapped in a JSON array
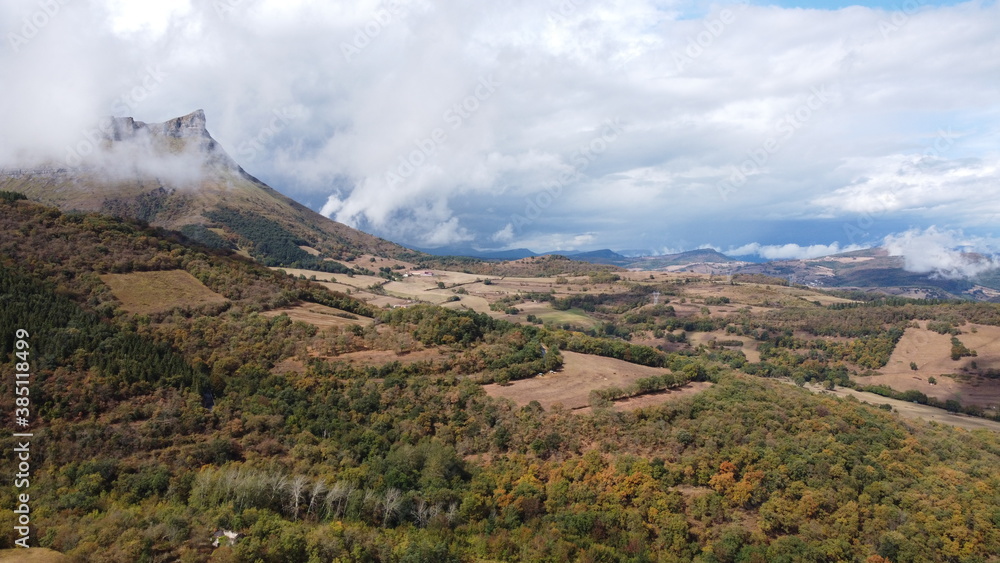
[
  {"x1": 317, "y1": 280, "x2": 366, "y2": 294},
  {"x1": 0, "y1": 548, "x2": 69, "y2": 562},
  {"x1": 687, "y1": 331, "x2": 761, "y2": 363},
  {"x1": 575, "y1": 381, "x2": 714, "y2": 414},
  {"x1": 439, "y1": 294, "x2": 494, "y2": 315},
  {"x1": 327, "y1": 347, "x2": 451, "y2": 367},
  {"x1": 484, "y1": 350, "x2": 691, "y2": 411},
  {"x1": 101, "y1": 270, "x2": 228, "y2": 314},
  {"x1": 274, "y1": 267, "x2": 385, "y2": 289},
  {"x1": 792, "y1": 381, "x2": 1000, "y2": 433},
  {"x1": 870, "y1": 322, "x2": 1000, "y2": 409},
  {"x1": 262, "y1": 303, "x2": 373, "y2": 328},
  {"x1": 308, "y1": 254, "x2": 417, "y2": 273},
  {"x1": 676, "y1": 280, "x2": 850, "y2": 311},
  {"x1": 366, "y1": 294, "x2": 421, "y2": 308},
  {"x1": 284, "y1": 266, "x2": 511, "y2": 314}
]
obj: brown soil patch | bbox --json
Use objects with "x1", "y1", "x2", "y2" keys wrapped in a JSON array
[
  {"x1": 439, "y1": 294, "x2": 494, "y2": 314},
  {"x1": 484, "y1": 351, "x2": 676, "y2": 410},
  {"x1": 872, "y1": 323, "x2": 1000, "y2": 409},
  {"x1": 273, "y1": 267, "x2": 385, "y2": 289},
  {"x1": 0, "y1": 548, "x2": 70, "y2": 562},
  {"x1": 273, "y1": 358, "x2": 306, "y2": 374},
  {"x1": 687, "y1": 331, "x2": 761, "y2": 363},
  {"x1": 262, "y1": 303, "x2": 373, "y2": 329},
  {"x1": 575, "y1": 381, "x2": 714, "y2": 414},
  {"x1": 101, "y1": 270, "x2": 228, "y2": 314},
  {"x1": 328, "y1": 347, "x2": 451, "y2": 367}
]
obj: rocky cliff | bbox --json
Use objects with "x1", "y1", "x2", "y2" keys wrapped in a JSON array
[{"x1": 0, "y1": 111, "x2": 417, "y2": 262}]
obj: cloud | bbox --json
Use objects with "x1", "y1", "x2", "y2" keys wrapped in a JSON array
[
  {"x1": 1, "y1": 0, "x2": 998, "y2": 250},
  {"x1": 491, "y1": 223, "x2": 515, "y2": 243},
  {"x1": 811, "y1": 152, "x2": 1000, "y2": 218},
  {"x1": 883, "y1": 227, "x2": 1000, "y2": 279},
  {"x1": 727, "y1": 241, "x2": 867, "y2": 260}
]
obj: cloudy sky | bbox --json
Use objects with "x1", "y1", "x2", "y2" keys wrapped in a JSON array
[{"x1": 1, "y1": 0, "x2": 998, "y2": 262}]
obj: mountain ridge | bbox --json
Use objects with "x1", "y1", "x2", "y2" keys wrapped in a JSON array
[{"x1": 0, "y1": 110, "x2": 419, "y2": 266}]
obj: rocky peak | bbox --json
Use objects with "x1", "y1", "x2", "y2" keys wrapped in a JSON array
[
  {"x1": 2, "y1": 110, "x2": 239, "y2": 180},
  {"x1": 158, "y1": 109, "x2": 209, "y2": 139},
  {"x1": 102, "y1": 109, "x2": 209, "y2": 142},
  {"x1": 102, "y1": 109, "x2": 236, "y2": 170}
]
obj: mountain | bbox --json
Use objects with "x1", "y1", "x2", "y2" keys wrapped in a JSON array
[
  {"x1": 0, "y1": 110, "x2": 419, "y2": 269},
  {"x1": 634, "y1": 248, "x2": 737, "y2": 269},
  {"x1": 733, "y1": 247, "x2": 1000, "y2": 301},
  {"x1": 414, "y1": 245, "x2": 538, "y2": 260},
  {"x1": 551, "y1": 248, "x2": 629, "y2": 266},
  {"x1": 414, "y1": 245, "x2": 742, "y2": 269}
]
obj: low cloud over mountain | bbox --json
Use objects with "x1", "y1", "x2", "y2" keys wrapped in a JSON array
[
  {"x1": 1, "y1": 0, "x2": 997, "y2": 252},
  {"x1": 883, "y1": 227, "x2": 1000, "y2": 280}
]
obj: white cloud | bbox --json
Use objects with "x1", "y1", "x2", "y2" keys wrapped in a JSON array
[
  {"x1": 422, "y1": 216, "x2": 475, "y2": 247},
  {"x1": 1, "y1": 0, "x2": 998, "y2": 251},
  {"x1": 103, "y1": 0, "x2": 192, "y2": 38},
  {"x1": 491, "y1": 223, "x2": 515, "y2": 243},
  {"x1": 727, "y1": 242, "x2": 867, "y2": 260},
  {"x1": 883, "y1": 226, "x2": 1000, "y2": 279},
  {"x1": 812, "y1": 153, "x2": 1000, "y2": 217}
]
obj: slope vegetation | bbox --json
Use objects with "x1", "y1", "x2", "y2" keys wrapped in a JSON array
[{"x1": 2, "y1": 197, "x2": 1000, "y2": 561}]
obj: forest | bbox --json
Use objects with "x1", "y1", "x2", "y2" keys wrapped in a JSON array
[
  {"x1": 2, "y1": 196, "x2": 1000, "y2": 561},
  {"x1": 204, "y1": 207, "x2": 353, "y2": 273}
]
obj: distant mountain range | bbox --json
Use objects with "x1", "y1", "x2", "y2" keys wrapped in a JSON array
[
  {"x1": 419, "y1": 246, "x2": 737, "y2": 266},
  {"x1": 733, "y1": 248, "x2": 1000, "y2": 301},
  {"x1": 420, "y1": 245, "x2": 1000, "y2": 301},
  {"x1": 414, "y1": 247, "x2": 735, "y2": 267}
]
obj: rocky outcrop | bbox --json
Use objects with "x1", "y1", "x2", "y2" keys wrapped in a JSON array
[
  {"x1": 102, "y1": 109, "x2": 209, "y2": 141},
  {"x1": 0, "y1": 110, "x2": 419, "y2": 261},
  {"x1": 158, "y1": 109, "x2": 209, "y2": 139},
  {"x1": 100, "y1": 109, "x2": 237, "y2": 170}
]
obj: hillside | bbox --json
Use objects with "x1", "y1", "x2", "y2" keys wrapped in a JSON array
[
  {"x1": 0, "y1": 110, "x2": 418, "y2": 268},
  {"x1": 735, "y1": 249, "x2": 999, "y2": 301},
  {"x1": 557, "y1": 248, "x2": 630, "y2": 266},
  {"x1": 3, "y1": 196, "x2": 1000, "y2": 560},
  {"x1": 630, "y1": 249, "x2": 738, "y2": 270}
]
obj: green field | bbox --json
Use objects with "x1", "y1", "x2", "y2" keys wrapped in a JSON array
[{"x1": 534, "y1": 306, "x2": 599, "y2": 328}]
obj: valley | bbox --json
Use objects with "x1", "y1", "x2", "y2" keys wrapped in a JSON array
[
  {"x1": 274, "y1": 260, "x2": 1000, "y2": 426},
  {"x1": 2, "y1": 112, "x2": 1000, "y2": 561}
]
